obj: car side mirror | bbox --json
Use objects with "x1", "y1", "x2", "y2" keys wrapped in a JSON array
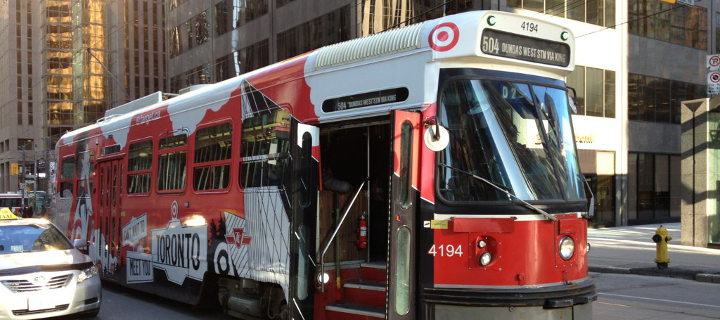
[{"x1": 73, "y1": 239, "x2": 89, "y2": 252}]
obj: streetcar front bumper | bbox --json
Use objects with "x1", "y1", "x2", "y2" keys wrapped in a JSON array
[{"x1": 424, "y1": 276, "x2": 596, "y2": 320}]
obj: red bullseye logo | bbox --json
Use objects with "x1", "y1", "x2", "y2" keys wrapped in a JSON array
[{"x1": 429, "y1": 23, "x2": 459, "y2": 52}]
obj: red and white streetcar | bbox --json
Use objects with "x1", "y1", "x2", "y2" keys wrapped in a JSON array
[
  {"x1": 53, "y1": 10, "x2": 595, "y2": 320},
  {"x1": 0, "y1": 193, "x2": 23, "y2": 215}
]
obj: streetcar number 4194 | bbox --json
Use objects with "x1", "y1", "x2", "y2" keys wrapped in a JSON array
[
  {"x1": 428, "y1": 244, "x2": 464, "y2": 257},
  {"x1": 521, "y1": 21, "x2": 538, "y2": 33}
]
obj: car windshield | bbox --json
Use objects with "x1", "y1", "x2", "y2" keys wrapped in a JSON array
[
  {"x1": 0, "y1": 224, "x2": 73, "y2": 254},
  {"x1": 437, "y1": 79, "x2": 585, "y2": 202}
]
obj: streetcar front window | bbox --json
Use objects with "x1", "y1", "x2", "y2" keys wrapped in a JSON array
[{"x1": 438, "y1": 79, "x2": 585, "y2": 203}]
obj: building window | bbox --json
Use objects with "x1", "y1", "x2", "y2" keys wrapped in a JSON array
[
  {"x1": 629, "y1": 0, "x2": 707, "y2": 50},
  {"x1": 565, "y1": 66, "x2": 616, "y2": 118},
  {"x1": 194, "y1": 122, "x2": 232, "y2": 191},
  {"x1": 215, "y1": 0, "x2": 268, "y2": 37},
  {"x1": 508, "y1": 0, "x2": 616, "y2": 28},
  {"x1": 170, "y1": 63, "x2": 211, "y2": 93},
  {"x1": 169, "y1": 0, "x2": 189, "y2": 11},
  {"x1": 277, "y1": 5, "x2": 351, "y2": 61},
  {"x1": 627, "y1": 153, "x2": 680, "y2": 223},
  {"x1": 628, "y1": 73, "x2": 706, "y2": 124},
  {"x1": 214, "y1": 39, "x2": 269, "y2": 82},
  {"x1": 127, "y1": 140, "x2": 152, "y2": 194}
]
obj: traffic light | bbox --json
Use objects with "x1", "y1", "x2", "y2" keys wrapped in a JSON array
[{"x1": 10, "y1": 163, "x2": 18, "y2": 175}]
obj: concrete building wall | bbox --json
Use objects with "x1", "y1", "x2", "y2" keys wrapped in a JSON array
[{"x1": 628, "y1": 121, "x2": 682, "y2": 154}]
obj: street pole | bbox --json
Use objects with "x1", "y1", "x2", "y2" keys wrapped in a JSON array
[
  {"x1": 46, "y1": 137, "x2": 51, "y2": 210},
  {"x1": 33, "y1": 144, "x2": 37, "y2": 212},
  {"x1": 21, "y1": 145, "x2": 26, "y2": 210}
]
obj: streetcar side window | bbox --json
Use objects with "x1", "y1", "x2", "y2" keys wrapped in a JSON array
[
  {"x1": 127, "y1": 140, "x2": 153, "y2": 194},
  {"x1": 76, "y1": 151, "x2": 94, "y2": 198},
  {"x1": 59, "y1": 157, "x2": 75, "y2": 198},
  {"x1": 239, "y1": 109, "x2": 291, "y2": 189},
  {"x1": 395, "y1": 226, "x2": 411, "y2": 315},
  {"x1": 194, "y1": 122, "x2": 232, "y2": 191},
  {"x1": 398, "y1": 121, "x2": 413, "y2": 209},
  {"x1": 158, "y1": 134, "x2": 188, "y2": 192}
]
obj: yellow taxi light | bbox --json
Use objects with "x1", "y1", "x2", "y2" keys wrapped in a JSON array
[{"x1": 0, "y1": 207, "x2": 19, "y2": 220}]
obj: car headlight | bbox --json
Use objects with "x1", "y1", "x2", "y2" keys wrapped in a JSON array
[
  {"x1": 559, "y1": 236, "x2": 575, "y2": 260},
  {"x1": 77, "y1": 263, "x2": 99, "y2": 283}
]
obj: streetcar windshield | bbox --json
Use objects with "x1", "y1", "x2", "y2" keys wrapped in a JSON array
[{"x1": 437, "y1": 79, "x2": 585, "y2": 203}]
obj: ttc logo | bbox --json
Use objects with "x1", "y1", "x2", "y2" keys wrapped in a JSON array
[{"x1": 225, "y1": 228, "x2": 252, "y2": 248}]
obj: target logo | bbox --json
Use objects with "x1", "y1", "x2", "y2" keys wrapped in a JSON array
[
  {"x1": 710, "y1": 56, "x2": 720, "y2": 67},
  {"x1": 429, "y1": 23, "x2": 460, "y2": 52},
  {"x1": 171, "y1": 200, "x2": 179, "y2": 219}
]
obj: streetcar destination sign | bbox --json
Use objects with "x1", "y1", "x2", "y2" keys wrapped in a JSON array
[
  {"x1": 322, "y1": 88, "x2": 409, "y2": 112},
  {"x1": 480, "y1": 29, "x2": 570, "y2": 67}
]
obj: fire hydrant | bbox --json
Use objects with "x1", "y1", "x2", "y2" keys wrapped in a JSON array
[{"x1": 652, "y1": 225, "x2": 672, "y2": 269}]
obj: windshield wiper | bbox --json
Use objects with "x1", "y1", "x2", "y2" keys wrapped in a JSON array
[{"x1": 439, "y1": 163, "x2": 558, "y2": 221}]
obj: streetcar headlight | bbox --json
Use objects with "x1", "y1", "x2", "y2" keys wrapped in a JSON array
[
  {"x1": 479, "y1": 252, "x2": 492, "y2": 266},
  {"x1": 477, "y1": 239, "x2": 487, "y2": 249},
  {"x1": 487, "y1": 16, "x2": 497, "y2": 26},
  {"x1": 559, "y1": 236, "x2": 575, "y2": 260},
  {"x1": 561, "y1": 31, "x2": 570, "y2": 41},
  {"x1": 77, "y1": 263, "x2": 99, "y2": 283}
]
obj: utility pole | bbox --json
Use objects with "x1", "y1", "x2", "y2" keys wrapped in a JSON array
[
  {"x1": 46, "y1": 137, "x2": 51, "y2": 210},
  {"x1": 33, "y1": 143, "x2": 37, "y2": 212},
  {"x1": 21, "y1": 145, "x2": 26, "y2": 210}
]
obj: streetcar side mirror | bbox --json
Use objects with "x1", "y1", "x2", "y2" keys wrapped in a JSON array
[
  {"x1": 424, "y1": 116, "x2": 450, "y2": 152},
  {"x1": 566, "y1": 86, "x2": 578, "y2": 114}
]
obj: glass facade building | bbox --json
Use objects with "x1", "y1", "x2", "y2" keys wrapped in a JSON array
[
  {"x1": 0, "y1": 0, "x2": 166, "y2": 196},
  {"x1": 43, "y1": 0, "x2": 167, "y2": 145},
  {"x1": 0, "y1": 0, "x2": 43, "y2": 194}
]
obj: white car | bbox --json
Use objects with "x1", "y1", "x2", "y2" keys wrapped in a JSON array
[{"x1": 0, "y1": 214, "x2": 101, "y2": 319}]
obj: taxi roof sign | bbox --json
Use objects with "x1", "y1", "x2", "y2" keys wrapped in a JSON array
[{"x1": 0, "y1": 207, "x2": 19, "y2": 219}]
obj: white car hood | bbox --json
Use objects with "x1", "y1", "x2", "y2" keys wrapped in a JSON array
[{"x1": 0, "y1": 249, "x2": 91, "y2": 275}]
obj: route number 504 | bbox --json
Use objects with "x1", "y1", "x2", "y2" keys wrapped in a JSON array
[{"x1": 428, "y1": 244, "x2": 464, "y2": 257}]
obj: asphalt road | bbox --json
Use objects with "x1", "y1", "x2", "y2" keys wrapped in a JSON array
[
  {"x1": 59, "y1": 273, "x2": 719, "y2": 319},
  {"x1": 593, "y1": 272, "x2": 720, "y2": 320},
  {"x1": 62, "y1": 281, "x2": 232, "y2": 320}
]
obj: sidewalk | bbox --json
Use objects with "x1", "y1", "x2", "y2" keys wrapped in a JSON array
[{"x1": 588, "y1": 222, "x2": 720, "y2": 283}]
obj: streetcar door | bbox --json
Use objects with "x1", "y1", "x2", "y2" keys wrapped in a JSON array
[
  {"x1": 388, "y1": 110, "x2": 420, "y2": 320},
  {"x1": 98, "y1": 159, "x2": 121, "y2": 278},
  {"x1": 288, "y1": 121, "x2": 320, "y2": 320}
]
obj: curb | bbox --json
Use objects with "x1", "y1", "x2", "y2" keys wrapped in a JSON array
[
  {"x1": 590, "y1": 266, "x2": 720, "y2": 284},
  {"x1": 696, "y1": 273, "x2": 720, "y2": 284},
  {"x1": 588, "y1": 266, "x2": 631, "y2": 274}
]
